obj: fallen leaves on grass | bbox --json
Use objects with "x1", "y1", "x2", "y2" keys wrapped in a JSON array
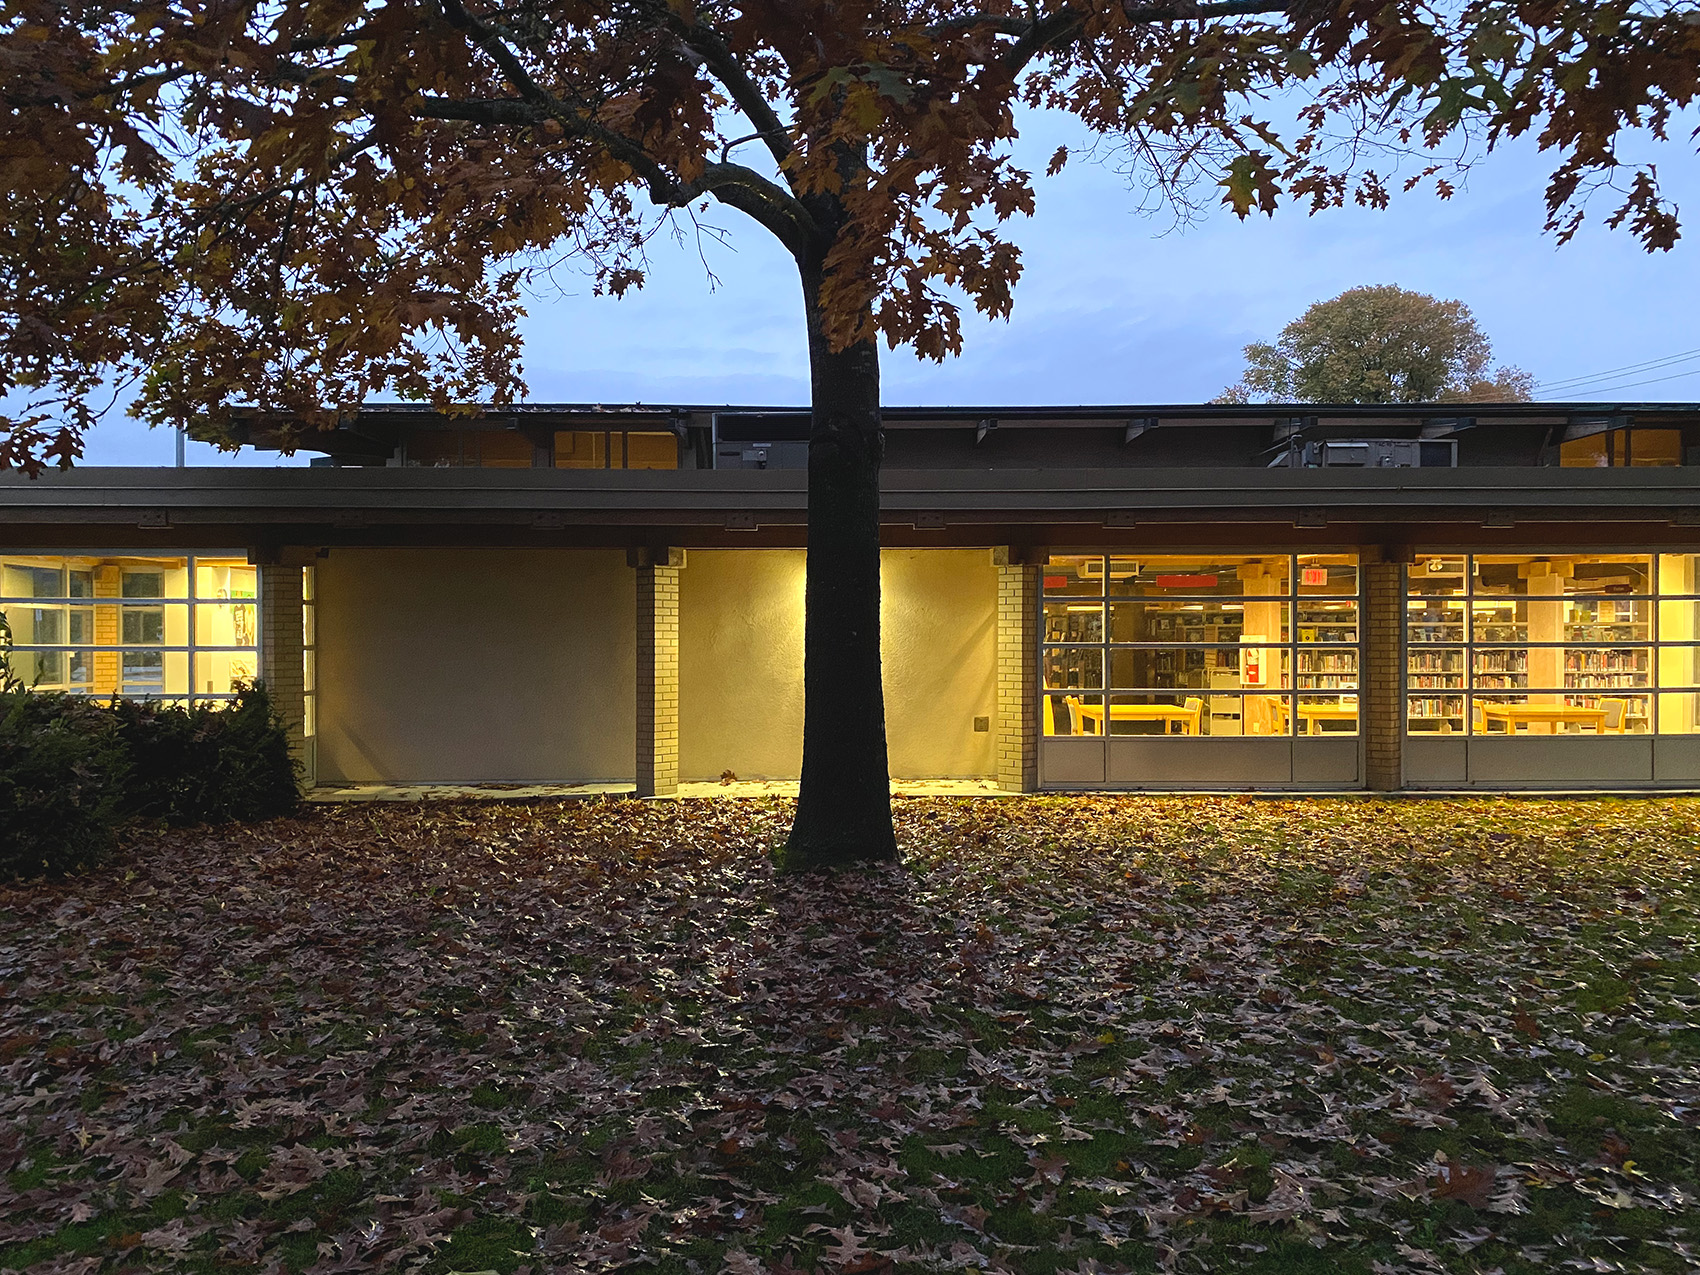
[{"x1": 0, "y1": 796, "x2": 1697, "y2": 1275}]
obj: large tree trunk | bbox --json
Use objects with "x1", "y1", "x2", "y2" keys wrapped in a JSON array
[{"x1": 777, "y1": 256, "x2": 900, "y2": 871}]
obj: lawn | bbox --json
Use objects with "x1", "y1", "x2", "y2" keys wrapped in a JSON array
[{"x1": 1, "y1": 796, "x2": 1698, "y2": 1275}]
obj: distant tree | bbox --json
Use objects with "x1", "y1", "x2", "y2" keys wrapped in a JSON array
[
  {"x1": 5, "y1": 0, "x2": 1697, "y2": 868},
  {"x1": 1219, "y1": 285, "x2": 1534, "y2": 404}
]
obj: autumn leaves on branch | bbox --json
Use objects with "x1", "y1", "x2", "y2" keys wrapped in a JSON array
[{"x1": 2, "y1": 0, "x2": 1695, "y2": 470}]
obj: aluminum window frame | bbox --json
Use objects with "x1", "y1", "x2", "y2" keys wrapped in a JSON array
[
  {"x1": 0, "y1": 551, "x2": 261, "y2": 707},
  {"x1": 1404, "y1": 552, "x2": 1700, "y2": 736},
  {"x1": 1038, "y1": 553, "x2": 1364, "y2": 738}
]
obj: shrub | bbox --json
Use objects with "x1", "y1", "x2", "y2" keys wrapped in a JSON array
[
  {"x1": 113, "y1": 683, "x2": 301, "y2": 825},
  {"x1": 0, "y1": 691, "x2": 130, "y2": 878},
  {"x1": 0, "y1": 611, "x2": 300, "y2": 876}
]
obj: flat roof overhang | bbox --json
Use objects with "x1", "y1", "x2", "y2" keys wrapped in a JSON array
[
  {"x1": 231, "y1": 400, "x2": 1700, "y2": 458},
  {"x1": 4, "y1": 466, "x2": 1700, "y2": 552}
]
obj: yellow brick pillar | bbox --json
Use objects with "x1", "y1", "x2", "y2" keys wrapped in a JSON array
[
  {"x1": 632, "y1": 547, "x2": 684, "y2": 797},
  {"x1": 1363, "y1": 555, "x2": 1404, "y2": 791},
  {"x1": 257, "y1": 559, "x2": 311, "y2": 786},
  {"x1": 994, "y1": 548, "x2": 1040, "y2": 793}
]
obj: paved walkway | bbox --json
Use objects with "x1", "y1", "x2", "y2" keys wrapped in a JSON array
[{"x1": 307, "y1": 778, "x2": 1011, "y2": 803}]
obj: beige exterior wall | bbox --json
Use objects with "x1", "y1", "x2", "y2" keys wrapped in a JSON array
[
  {"x1": 882, "y1": 549, "x2": 997, "y2": 779},
  {"x1": 679, "y1": 550, "x2": 807, "y2": 781},
  {"x1": 315, "y1": 548, "x2": 635, "y2": 783},
  {"x1": 678, "y1": 549, "x2": 996, "y2": 781}
]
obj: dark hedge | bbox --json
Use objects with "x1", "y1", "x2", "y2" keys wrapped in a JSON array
[
  {"x1": 114, "y1": 684, "x2": 302, "y2": 825},
  {"x1": 0, "y1": 692, "x2": 131, "y2": 879},
  {"x1": 0, "y1": 675, "x2": 301, "y2": 879}
]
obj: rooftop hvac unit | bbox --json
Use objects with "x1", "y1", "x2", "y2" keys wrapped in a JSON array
[
  {"x1": 713, "y1": 441, "x2": 809, "y2": 470},
  {"x1": 712, "y1": 412, "x2": 810, "y2": 469},
  {"x1": 1274, "y1": 438, "x2": 1456, "y2": 468}
]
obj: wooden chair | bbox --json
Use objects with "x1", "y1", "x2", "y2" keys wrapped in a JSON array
[
  {"x1": 1045, "y1": 695, "x2": 1078, "y2": 736},
  {"x1": 1471, "y1": 700, "x2": 1487, "y2": 735},
  {"x1": 1178, "y1": 696, "x2": 1204, "y2": 735},
  {"x1": 1247, "y1": 696, "x2": 1288, "y2": 736},
  {"x1": 1601, "y1": 698, "x2": 1629, "y2": 733},
  {"x1": 1064, "y1": 694, "x2": 1089, "y2": 735}
]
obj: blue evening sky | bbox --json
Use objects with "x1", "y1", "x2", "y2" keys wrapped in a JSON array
[{"x1": 82, "y1": 110, "x2": 1700, "y2": 466}]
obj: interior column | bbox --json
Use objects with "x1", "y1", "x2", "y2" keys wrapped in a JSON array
[
  {"x1": 91, "y1": 563, "x2": 121, "y2": 697},
  {"x1": 1363, "y1": 553, "x2": 1404, "y2": 790},
  {"x1": 256, "y1": 556, "x2": 311, "y2": 786},
  {"x1": 633, "y1": 547, "x2": 684, "y2": 797},
  {"x1": 1239, "y1": 562, "x2": 1284, "y2": 734},
  {"x1": 994, "y1": 547, "x2": 1040, "y2": 793},
  {"x1": 1526, "y1": 561, "x2": 1567, "y2": 724}
]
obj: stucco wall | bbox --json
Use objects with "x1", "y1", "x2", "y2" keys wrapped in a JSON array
[
  {"x1": 678, "y1": 550, "x2": 806, "y2": 781},
  {"x1": 315, "y1": 548, "x2": 635, "y2": 783},
  {"x1": 881, "y1": 549, "x2": 997, "y2": 778},
  {"x1": 678, "y1": 548, "x2": 995, "y2": 781}
]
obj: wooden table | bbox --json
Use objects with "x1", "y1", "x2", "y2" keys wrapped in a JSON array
[
  {"x1": 1073, "y1": 702, "x2": 1199, "y2": 735},
  {"x1": 1295, "y1": 702, "x2": 1359, "y2": 734},
  {"x1": 1479, "y1": 703, "x2": 1607, "y2": 734}
]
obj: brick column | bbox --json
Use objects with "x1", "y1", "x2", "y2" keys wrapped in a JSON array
[
  {"x1": 1363, "y1": 556, "x2": 1404, "y2": 791},
  {"x1": 994, "y1": 548, "x2": 1040, "y2": 793},
  {"x1": 258, "y1": 561, "x2": 310, "y2": 785},
  {"x1": 632, "y1": 547, "x2": 684, "y2": 797}
]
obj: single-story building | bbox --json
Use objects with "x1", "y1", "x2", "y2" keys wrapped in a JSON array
[{"x1": 5, "y1": 399, "x2": 1700, "y2": 792}]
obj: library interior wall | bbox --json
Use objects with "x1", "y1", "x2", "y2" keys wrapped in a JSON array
[
  {"x1": 314, "y1": 548, "x2": 636, "y2": 782},
  {"x1": 678, "y1": 549, "x2": 997, "y2": 781}
]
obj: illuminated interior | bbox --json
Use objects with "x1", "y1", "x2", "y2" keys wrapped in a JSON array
[
  {"x1": 394, "y1": 427, "x2": 681, "y2": 469},
  {"x1": 554, "y1": 430, "x2": 679, "y2": 469},
  {"x1": 404, "y1": 429, "x2": 536, "y2": 468},
  {"x1": 1407, "y1": 553, "x2": 1700, "y2": 735},
  {"x1": 1041, "y1": 553, "x2": 1360, "y2": 737},
  {"x1": 1559, "y1": 428, "x2": 1682, "y2": 467},
  {"x1": 0, "y1": 554, "x2": 258, "y2": 705}
]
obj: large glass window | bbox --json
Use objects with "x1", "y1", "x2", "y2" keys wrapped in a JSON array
[
  {"x1": 1406, "y1": 553, "x2": 1700, "y2": 735},
  {"x1": 554, "y1": 430, "x2": 678, "y2": 470},
  {"x1": 1559, "y1": 428, "x2": 1682, "y2": 468},
  {"x1": 404, "y1": 429, "x2": 536, "y2": 468},
  {"x1": 0, "y1": 554, "x2": 257, "y2": 707},
  {"x1": 1041, "y1": 554, "x2": 1360, "y2": 737}
]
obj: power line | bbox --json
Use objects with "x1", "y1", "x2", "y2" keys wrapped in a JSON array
[
  {"x1": 1538, "y1": 346, "x2": 1700, "y2": 389},
  {"x1": 1537, "y1": 363, "x2": 1700, "y2": 399},
  {"x1": 1537, "y1": 346, "x2": 1700, "y2": 392}
]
